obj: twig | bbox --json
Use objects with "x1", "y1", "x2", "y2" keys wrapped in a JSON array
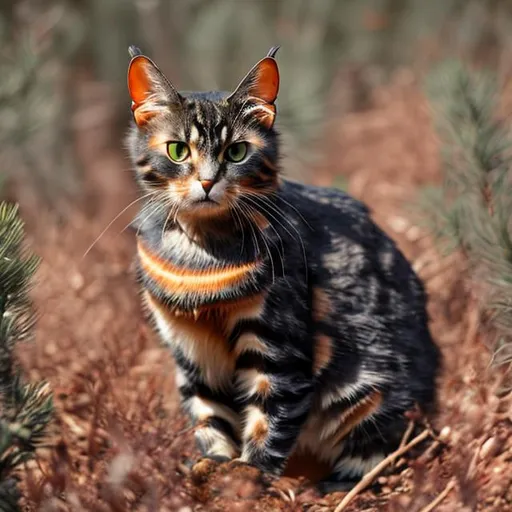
[
  {"x1": 393, "y1": 420, "x2": 415, "y2": 468},
  {"x1": 465, "y1": 439, "x2": 483, "y2": 480},
  {"x1": 334, "y1": 429, "x2": 431, "y2": 512},
  {"x1": 399, "y1": 420, "x2": 415, "y2": 451},
  {"x1": 419, "y1": 479, "x2": 456, "y2": 512}
]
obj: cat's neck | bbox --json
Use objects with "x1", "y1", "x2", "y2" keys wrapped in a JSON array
[
  {"x1": 175, "y1": 213, "x2": 244, "y2": 247},
  {"x1": 136, "y1": 208, "x2": 272, "y2": 311},
  {"x1": 176, "y1": 210, "x2": 271, "y2": 252},
  {"x1": 136, "y1": 205, "x2": 265, "y2": 267}
]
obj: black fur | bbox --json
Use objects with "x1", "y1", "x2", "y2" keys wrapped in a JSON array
[{"x1": 127, "y1": 47, "x2": 440, "y2": 489}]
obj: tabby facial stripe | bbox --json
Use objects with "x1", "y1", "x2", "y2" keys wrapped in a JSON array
[{"x1": 137, "y1": 240, "x2": 259, "y2": 295}]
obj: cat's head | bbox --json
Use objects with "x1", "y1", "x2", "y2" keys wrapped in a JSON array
[{"x1": 126, "y1": 46, "x2": 281, "y2": 226}]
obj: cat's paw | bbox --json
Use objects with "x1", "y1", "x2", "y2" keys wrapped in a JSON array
[
  {"x1": 226, "y1": 457, "x2": 274, "y2": 486},
  {"x1": 226, "y1": 457, "x2": 248, "y2": 470},
  {"x1": 190, "y1": 457, "x2": 225, "y2": 483}
]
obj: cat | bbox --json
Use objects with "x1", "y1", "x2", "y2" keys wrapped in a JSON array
[{"x1": 126, "y1": 44, "x2": 440, "y2": 493}]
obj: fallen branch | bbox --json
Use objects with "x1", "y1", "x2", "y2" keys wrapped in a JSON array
[
  {"x1": 400, "y1": 421, "x2": 415, "y2": 450},
  {"x1": 393, "y1": 420, "x2": 415, "y2": 469},
  {"x1": 334, "y1": 429, "x2": 431, "y2": 512},
  {"x1": 419, "y1": 478, "x2": 456, "y2": 512}
]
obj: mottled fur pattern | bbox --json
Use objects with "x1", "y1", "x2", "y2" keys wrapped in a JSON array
[{"x1": 126, "y1": 46, "x2": 440, "y2": 491}]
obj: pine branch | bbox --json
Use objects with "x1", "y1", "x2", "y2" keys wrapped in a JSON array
[
  {"x1": 424, "y1": 60, "x2": 512, "y2": 370},
  {"x1": 0, "y1": 202, "x2": 53, "y2": 509}
]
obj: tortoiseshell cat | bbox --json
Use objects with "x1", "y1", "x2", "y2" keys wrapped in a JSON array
[{"x1": 126, "y1": 45, "x2": 440, "y2": 492}]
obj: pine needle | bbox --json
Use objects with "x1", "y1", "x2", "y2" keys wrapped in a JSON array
[{"x1": 0, "y1": 201, "x2": 53, "y2": 509}]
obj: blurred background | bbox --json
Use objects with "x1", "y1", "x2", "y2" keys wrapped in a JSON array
[
  {"x1": 2, "y1": 0, "x2": 512, "y2": 214},
  {"x1": 2, "y1": 2, "x2": 512, "y2": 509}
]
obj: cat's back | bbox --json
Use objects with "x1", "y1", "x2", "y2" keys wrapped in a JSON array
[
  {"x1": 278, "y1": 178, "x2": 428, "y2": 321},
  {"x1": 279, "y1": 180, "x2": 438, "y2": 409},
  {"x1": 279, "y1": 178, "x2": 382, "y2": 250},
  {"x1": 280, "y1": 179, "x2": 409, "y2": 268}
]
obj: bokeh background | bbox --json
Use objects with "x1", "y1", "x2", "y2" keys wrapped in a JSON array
[
  {"x1": 3, "y1": 0, "x2": 512, "y2": 208},
  {"x1": 1, "y1": 1, "x2": 512, "y2": 510}
]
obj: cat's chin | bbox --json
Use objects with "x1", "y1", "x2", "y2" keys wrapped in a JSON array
[
  {"x1": 195, "y1": 198, "x2": 219, "y2": 207},
  {"x1": 179, "y1": 200, "x2": 230, "y2": 221}
]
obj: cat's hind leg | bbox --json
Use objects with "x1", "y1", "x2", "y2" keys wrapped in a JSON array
[
  {"x1": 316, "y1": 453, "x2": 385, "y2": 495},
  {"x1": 313, "y1": 397, "x2": 408, "y2": 495}
]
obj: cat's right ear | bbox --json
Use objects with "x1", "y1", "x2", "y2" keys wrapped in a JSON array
[{"x1": 127, "y1": 48, "x2": 182, "y2": 127}]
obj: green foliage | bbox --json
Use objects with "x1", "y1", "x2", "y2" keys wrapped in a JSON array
[
  {"x1": 0, "y1": 202, "x2": 53, "y2": 509},
  {"x1": 424, "y1": 60, "x2": 512, "y2": 370}
]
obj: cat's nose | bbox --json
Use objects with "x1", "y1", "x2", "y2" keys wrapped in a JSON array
[{"x1": 200, "y1": 180, "x2": 214, "y2": 194}]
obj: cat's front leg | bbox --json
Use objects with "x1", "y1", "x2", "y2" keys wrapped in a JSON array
[
  {"x1": 177, "y1": 366, "x2": 241, "y2": 463},
  {"x1": 193, "y1": 411, "x2": 239, "y2": 463},
  {"x1": 234, "y1": 332, "x2": 314, "y2": 476}
]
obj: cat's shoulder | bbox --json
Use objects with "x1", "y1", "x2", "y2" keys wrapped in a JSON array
[{"x1": 279, "y1": 178, "x2": 371, "y2": 221}]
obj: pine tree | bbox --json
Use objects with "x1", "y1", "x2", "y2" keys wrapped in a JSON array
[
  {"x1": 424, "y1": 60, "x2": 512, "y2": 374},
  {"x1": 0, "y1": 202, "x2": 53, "y2": 511}
]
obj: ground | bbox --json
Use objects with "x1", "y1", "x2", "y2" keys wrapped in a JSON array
[{"x1": 16, "y1": 71, "x2": 512, "y2": 511}]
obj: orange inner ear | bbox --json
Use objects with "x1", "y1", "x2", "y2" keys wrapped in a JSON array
[
  {"x1": 128, "y1": 56, "x2": 153, "y2": 107},
  {"x1": 253, "y1": 58, "x2": 279, "y2": 104}
]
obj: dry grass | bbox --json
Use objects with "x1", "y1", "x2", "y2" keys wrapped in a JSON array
[{"x1": 13, "y1": 71, "x2": 512, "y2": 511}]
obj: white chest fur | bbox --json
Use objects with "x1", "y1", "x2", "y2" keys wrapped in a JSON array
[{"x1": 144, "y1": 291, "x2": 267, "y2": 392}]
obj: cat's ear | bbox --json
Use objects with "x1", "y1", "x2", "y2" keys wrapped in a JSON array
[
  {"x1": 228, "y1": 47, "x2": 280, "y2": 128},
  {"x1": 127, "y1": 47, "x2": 182, "y2": 127}
]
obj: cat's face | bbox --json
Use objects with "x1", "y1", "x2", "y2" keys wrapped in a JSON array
[{"x1": 127, "y1": 47, "x2": 280, "y2": 225}]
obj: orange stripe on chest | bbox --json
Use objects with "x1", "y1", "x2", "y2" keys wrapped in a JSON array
[{"x1": 137, "y1": 240, "x2": 259, "y2": 295}]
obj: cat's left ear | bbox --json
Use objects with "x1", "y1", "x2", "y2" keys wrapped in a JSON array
[
  {"x1": 127, "y1": 46, "x2": 182, "y2": 127},
  {"x1": 228, "y1": 46, "x2": 280, "y2": 128}
]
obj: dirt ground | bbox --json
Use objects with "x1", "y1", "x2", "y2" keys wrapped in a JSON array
[{"x1": 16, "y1": 71, "x2": 512, "y2": 511}]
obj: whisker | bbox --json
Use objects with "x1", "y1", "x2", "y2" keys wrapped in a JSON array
[
  {"x1": 120, "y1": 195, "x2": 160, "y2": 234},
  {"x1": 227, "y1": 200, "x2": 246, "y2": 258},
  {"x1": 244, "y1": 204, "x2": 277, "y2": 282},
  {"x1": 82, "y1": 191, "x2": 155, "y2": 259},
  {"x1": 245, "y1": 192, "x2": 308, "y2": 250},
  {"x1": 161, "y1": 200, "x2": 179, "y2": 244},
  {"x1": 241, "y1": 192, "x2": 308, "y2": 280},
  {"x1": 269, "y1": 191, "x2": 314, "y2": 231},
  {"x1": 263, "y1": 222, "x2": 285, "y2": 270},
  {"x1": 236, "y1": 202, "x2": 265, "y2": 277},
  {"x1": 238, "y1": 201, "x2": 275, "y2": 284},
  {"x1": 238, "y1": 197, "x2": 287, "y2": 280},
  {"x1": 233, "y1": 194, "x2": 286, "y2": 276},
  {"x1": 135, "y1": 199, "x2": 169, "y2": 238},
  {"x1": 245, "y1": 200, "x2": 286, "y2": 273}
]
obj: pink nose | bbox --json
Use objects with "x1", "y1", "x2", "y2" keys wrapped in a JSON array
[{"x1": 200, "y1": 180, "x2": 214, "y2": 193}]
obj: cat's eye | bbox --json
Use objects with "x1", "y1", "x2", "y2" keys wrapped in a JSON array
[
  {"x1": 225, "y1": 142, "x2": 248, "y2": 163},
  {"x1": 167, "y1": 142, "x2": 190, "y2": 163}
]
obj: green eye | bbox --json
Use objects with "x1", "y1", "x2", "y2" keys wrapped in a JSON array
[
  {"x1": 167, "y1": 142, "x2": 190, "y2": 162},
  {"x1": 226, "y1": 142, "x2": 248, "y2": 163}
]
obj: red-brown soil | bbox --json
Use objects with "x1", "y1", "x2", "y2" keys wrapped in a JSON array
[{"x1": 16, "y1": 71, "x2": 512, "y2": 511}]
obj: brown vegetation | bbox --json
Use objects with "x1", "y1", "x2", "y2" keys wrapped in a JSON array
[{"x1": 15, "y1": 72, "x2": 512, "y2": 511}]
